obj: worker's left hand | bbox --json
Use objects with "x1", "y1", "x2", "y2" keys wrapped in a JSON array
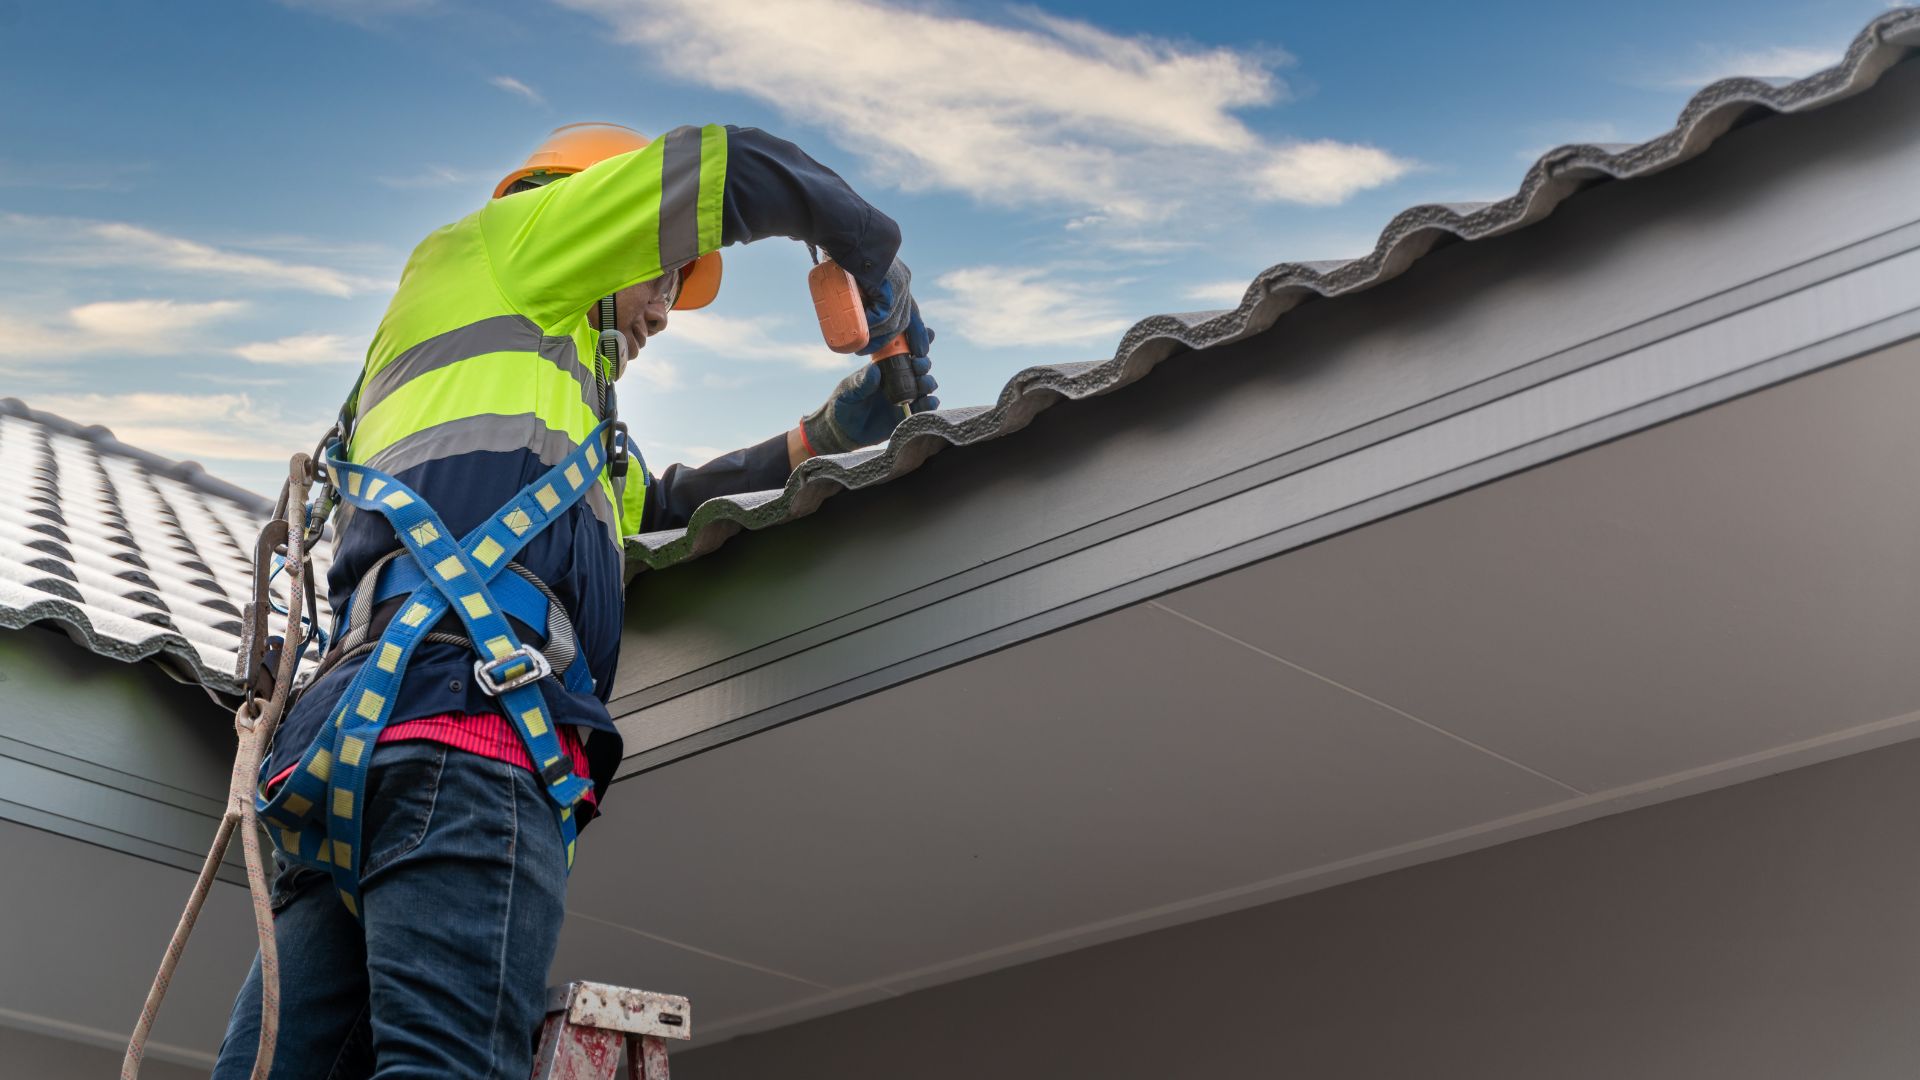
[{"x1": 800, "y1": 357, "x2": 940, "y2": 456}]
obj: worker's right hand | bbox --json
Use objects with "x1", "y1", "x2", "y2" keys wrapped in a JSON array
[
  {"x1": 857, "y1": 259, "x2": 922, "y2": 356},
  {"x1": 898, "y1": 303, "x2": 932, "y2": 360}
]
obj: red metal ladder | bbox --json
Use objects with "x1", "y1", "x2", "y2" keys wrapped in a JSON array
[{"x1": 533, "y1": 981, "x2": 692, "y2": 1080}]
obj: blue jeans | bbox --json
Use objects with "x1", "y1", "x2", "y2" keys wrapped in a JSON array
[{"x1": 213, "y1": 741, "x2": 569, "y2": 1080}]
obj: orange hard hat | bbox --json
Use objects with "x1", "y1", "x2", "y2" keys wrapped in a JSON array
[{"x1": 495, "y1": 122, "x2": 722, "y2": 311}]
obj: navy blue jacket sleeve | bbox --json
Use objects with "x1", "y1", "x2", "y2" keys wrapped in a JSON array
[
  {"x1": 632, "y1": 127, "x2": 888, "y2": 532},
  {"x1": 722, "y1": 126, "x2": 902, "y2": 294},
  {"x1": 639, "y1": 432, "x2": 792, "y2": 534}
]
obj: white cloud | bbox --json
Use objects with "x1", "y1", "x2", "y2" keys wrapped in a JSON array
[
  {"x1": 490, "y1": 75, "x2": 545, "y2": 104},
  {"x1": 0, "y1": 298, "x2": 247, "y2": 358},
  {"x1": 1257, "y1": 141, "x2": 1414, "y2": 205},
  {"x1": 0, "y1": 310, "x2": 76, "y2": 358},
  {"x1": 934, "y1": 266, "x2": 1136, "y2": 349},
  {"x1": 88, "y1": 222, "x2": 387, "y2": 297},
  {"x1": 68, "y1": 297, "x2": 245, "y2": 335},
  {"x1": 1666, "y1": 45, "x2": 1841, "y2": 88},
  {"x1": 20, "y1": 391, "x2": 325, "y2": 464},
  {"x1": 659, "y1": 310, "x2": 847, "y2": 371},
  {"x1": 632, "y1": 437, "x2": 739, "y2": 470},
  {"x1": 0, "y1": 214, "x2": 391, "y2": 297},
  {"x1": 623, "y1": 354, "x2": 682, "y2": 390},
  {"x1": 233, "y1": 332, "x2": 362, "y2": 365},
  {"x1": 1183, "y1": 280, "x2": 1250, "y2": 306},
  {"x1": 561, "y1": 0, "x2": 1413, "y2": 221}
]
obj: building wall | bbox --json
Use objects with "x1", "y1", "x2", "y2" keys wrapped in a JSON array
[
  {"x1": 678, "y1": 737, "x2": 1920, "y2": 1080},
  {"x1": 0, "y1": 624, "x2": 236, "y2": 878},
  {"x1": 0, "y1": 1022, "x2": 205, "y2": 1080}
]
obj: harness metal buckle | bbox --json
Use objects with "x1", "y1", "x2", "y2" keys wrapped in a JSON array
[
  {"x1": 473, "y1": 643, "x2": 552, "y2": 696},
  {"x1": 607, "y1": 421, "x2": 630, "y2": 479}
]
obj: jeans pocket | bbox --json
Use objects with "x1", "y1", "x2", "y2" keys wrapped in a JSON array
[{"x1": 360, "y1": 742, "x2": 447, "y2": 880}]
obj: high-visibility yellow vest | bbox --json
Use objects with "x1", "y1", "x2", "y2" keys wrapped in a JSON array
[{"x1": 348, "y1": 124, "x2": 730, "y2": 539}]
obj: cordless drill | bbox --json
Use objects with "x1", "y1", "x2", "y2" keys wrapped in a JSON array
[{"x1": 808, "y1": 259, "x2": 918, "y2": 408}]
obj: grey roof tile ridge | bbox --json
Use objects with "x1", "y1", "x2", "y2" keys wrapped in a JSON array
[
  {"x1": 627, "y1": 6, "x2": 1908, "y2": 574},
  {"x1": 0, "y1": 398, "x2": 286, "y2": 693},
  {"x1": 0, "y1": 396, "x2": 273, "y2": 516},
  {"x1": 0, "y1": 590, "x2": 234, "y2": 691}
]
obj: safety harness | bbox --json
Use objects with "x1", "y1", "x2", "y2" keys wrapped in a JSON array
[
  {"x1": 255, "y1": 422, "x2": 608, "y2": 913},
  {"x1": 255, "y1": 294, "x2": 633, "y2": 917}
]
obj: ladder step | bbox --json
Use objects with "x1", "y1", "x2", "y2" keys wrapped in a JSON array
[{"x1": 532, "y1": 981, "x2": 692, "y2": 1080}]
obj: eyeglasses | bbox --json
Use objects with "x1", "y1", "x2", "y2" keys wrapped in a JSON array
[{"x1": 655, "y1": 265, "x2": 683, "y2": 309}]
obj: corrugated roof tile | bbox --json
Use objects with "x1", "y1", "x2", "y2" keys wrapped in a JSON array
[{"x1": 0, "y1": 399, "x2": 333, "y2": 694}]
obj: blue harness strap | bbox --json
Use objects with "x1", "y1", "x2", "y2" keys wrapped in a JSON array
[
  {"x1": 367, "y1": 559, "x2": 595, "y2": 696},
  {"x1": 258, "y1": 422, "x2": 610, "y2": 918}
]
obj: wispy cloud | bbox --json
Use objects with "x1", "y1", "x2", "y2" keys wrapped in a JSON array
[
  {"x1": 70, "y1": 298, "x2": 246, "y2": 339},
  {"x1": 1257, "y1": 141, "x2": 1417, "y2": 206},
  {"x1": 561, "y1": 0, "x2": 1413, "y2": 223},
  {"x1": 20, "y1": 390, "x2": 326, "y2": 464},
  {"x1": 0, "y1": 311, "x2": 79, "y2": 362},
  {"x1": 633, "y1": 436, "x2": 736, "y2": 470},
  {"x1": 1663, "y1": 44, "x2": 1841, "y2": 88},
  {"x1": 89, "y1": 222, "x2": 388, "y2": 297},
  {"x1": 1183, "y1": 280, "x2": 1251, "y2": 306},
  {"x1": 490, "y1": 75, "x2": 545, "y2": 105},
  {"x1": 0, "y1": 214, "x2": 391, "y2": 297},
  {"x1": 0, "y1": 299, "x2": 247, "y2": 358},
  {"x1": 661, "y1": 310, "x2": 845, "y2": 371},
  {"x1": 624, "y1": 354, "x2": 681, "y2": 390},
  {"x1": 934, "y1": 266, "x2": 1136, "y2": 349},
  {"x1": 233, "y1": 332, "x2": 363, "y2": 365}
]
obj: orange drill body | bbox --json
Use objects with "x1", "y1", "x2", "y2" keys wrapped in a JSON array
[{"x1": 808, "y1": 259, "x2": 916, "y2": 407}]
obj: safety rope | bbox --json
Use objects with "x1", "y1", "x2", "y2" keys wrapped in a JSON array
[{"x1": 121, "y1": 448, "x2": 321, "y2": 1080}]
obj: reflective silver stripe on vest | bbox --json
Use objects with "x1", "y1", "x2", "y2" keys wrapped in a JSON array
[
  {"x1": 358, "y1": 314, "x2": 603, "y2": 420},
  {"x1": 362, "y1": 412, "x2": 620, "y2": 546},
  {"x1": 658, "y1": 125, "x2": 704, "y2": 272}
]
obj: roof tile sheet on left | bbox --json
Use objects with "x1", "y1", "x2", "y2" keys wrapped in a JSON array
[{"x1": 0, "y1": 398, "x2": 332, "y2": 695}]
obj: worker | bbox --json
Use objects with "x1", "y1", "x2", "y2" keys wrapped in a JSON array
[{"x1": 210, "y1": 122, "x2": 937, "y2": 1079}]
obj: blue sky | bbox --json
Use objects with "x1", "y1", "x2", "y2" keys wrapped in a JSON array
[{"x1": 0, "y1": 0, "x2": 1898, "y2": 495}]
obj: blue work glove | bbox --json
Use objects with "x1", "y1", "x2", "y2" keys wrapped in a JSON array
[
  {"x1": 856, "y1": 260, "x2": 932, "y2": 357},
  {"x1": 799, "y1": 356, "x2": 940, "y2": 456}
]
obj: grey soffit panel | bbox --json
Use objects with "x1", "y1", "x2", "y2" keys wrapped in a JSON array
[
  {"x1": 0, "y1": 398, "x2": 333, "y2": 694},
  {"x1": 626, "y1": 8, "x2": 1920, "y2": 575}
]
